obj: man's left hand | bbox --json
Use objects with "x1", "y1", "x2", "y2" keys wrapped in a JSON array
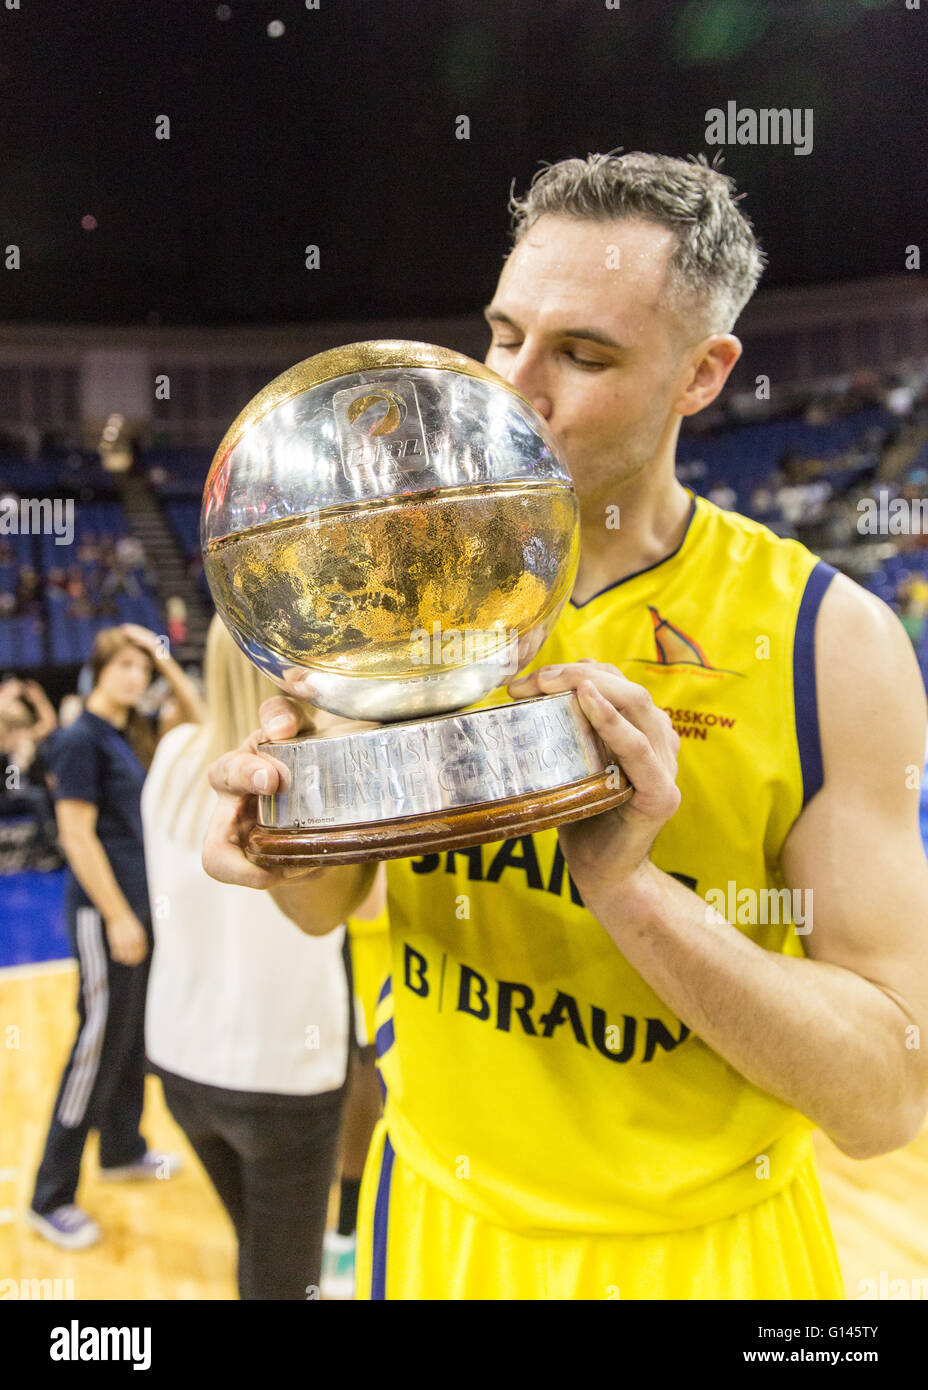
[{"x1": 506, "y1": 661, "x2": 681, "y2": 896}]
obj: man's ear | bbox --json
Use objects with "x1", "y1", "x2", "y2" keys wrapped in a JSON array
[{"x1": 674, "y1": 335, "x2": 742, "y2": 418}]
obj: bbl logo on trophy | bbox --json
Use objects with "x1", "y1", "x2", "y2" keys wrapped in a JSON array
[{"x1": 334, "y1": 379, "x2": 429, "y2": 477}]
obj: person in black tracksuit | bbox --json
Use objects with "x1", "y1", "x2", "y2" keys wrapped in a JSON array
[{"x1": 27, "y1": 625, "x2": 204, "y2": 1249}]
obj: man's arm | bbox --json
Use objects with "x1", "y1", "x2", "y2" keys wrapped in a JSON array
[
  {"x1": 268, "y1": 866, "x2": 378, "y2": 937},
  {"x1": 202, "y1": 695, "x2": 378, "y2": 936},
  {"x1": 778, "y1": 573, "x2": 928, "y2": 1150},
  {"x1": 509, "y1": 576, "x2": 928, "y2": 1160}
]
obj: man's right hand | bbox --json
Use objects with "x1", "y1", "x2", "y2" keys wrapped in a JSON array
[
  {"x1": 201, "y1": 695, "x2": 321, "y2": 889},
  {"x1": 202, "y1": 695, "x2": 372, "y2": 891}
]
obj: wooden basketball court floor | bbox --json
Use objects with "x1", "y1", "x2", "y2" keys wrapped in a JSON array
[{"x1": 2, "y1": 961, "x2": 927, "y2": 1301}]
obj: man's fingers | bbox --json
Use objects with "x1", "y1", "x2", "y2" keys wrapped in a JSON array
[
  {"x1": 208, "y1": 747, "x2": 292, "y2": 797},
  {"x1": 510, "y1": 663, "x2": 670, "y2": 749},
  {"x1": 201, "y1": 796, "x2": 280, "y2": 889},
  {"x1": 576, "y1": 681, "x2": 680, "y2": 822},
  {"x1": 202, "y1": 837, "x2": 277, "y2": 889},
  {"x1": 203, "y1": 711, "x2": 318, "y2": 889},
  {"x1": 258, "y1": 695, "x2": 316, "y2": 742}
]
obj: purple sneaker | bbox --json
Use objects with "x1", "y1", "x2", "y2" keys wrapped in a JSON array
[
  {"x1": 99, "y1": 1150, "x2": 182, "y2": 1181},
  {"x1": 26, "y1": 1204, "x2": 101, "y2": 1250}
]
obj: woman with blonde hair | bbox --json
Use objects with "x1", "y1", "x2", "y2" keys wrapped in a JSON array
[
  {"x1": 28, "y1": 624, "x2": 204, "y2": 1249},
  {"x1": 141, "y1": 615, "x2": 353, "y2": 1300}
]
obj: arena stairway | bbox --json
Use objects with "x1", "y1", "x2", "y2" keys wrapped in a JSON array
[{"x1": 116, "y1": 471, "x2": 211, "y2": 665}]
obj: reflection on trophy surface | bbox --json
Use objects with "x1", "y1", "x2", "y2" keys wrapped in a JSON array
[
  {"x1": 200, "y1": 340, "x2": 632, "y2": 866},
  {"x1": 205, "y1": 483, "x2": 576, "y2": 694}
]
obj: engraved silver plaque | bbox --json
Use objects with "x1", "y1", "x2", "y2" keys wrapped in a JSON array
[{"x1": 258, "y1": 692, "x2": 613, "y2": 829}]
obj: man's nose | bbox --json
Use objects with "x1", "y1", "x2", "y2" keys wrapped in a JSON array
[{"x1": 499, "y1": 349, "x2": 553, "y2": 421}]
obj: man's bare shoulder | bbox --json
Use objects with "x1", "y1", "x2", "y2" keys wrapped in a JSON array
[
  {"x1": 814, "y1": 569, "x2": 926, "y2": 788},
  {"x1": 817, "y1": 568, "x2": 921, "y2": 690}
]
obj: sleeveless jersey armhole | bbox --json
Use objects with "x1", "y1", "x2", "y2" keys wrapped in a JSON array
[{"x1": 793, "y1": 559, "x2": 837, "y2": 809}]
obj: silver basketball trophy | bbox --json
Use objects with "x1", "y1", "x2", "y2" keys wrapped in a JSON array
[{"x1": 201, "y1": 341, "x2": 632, "y2": 867}]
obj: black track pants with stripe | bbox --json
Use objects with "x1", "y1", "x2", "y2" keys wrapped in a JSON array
[{"x1": 32, "y1": 905, "x2": 150, "y2": 1215}]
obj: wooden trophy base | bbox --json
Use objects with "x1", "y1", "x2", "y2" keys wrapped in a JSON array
[{"x1": 246, "y1": 767, "x2": 633, "y2": 869}]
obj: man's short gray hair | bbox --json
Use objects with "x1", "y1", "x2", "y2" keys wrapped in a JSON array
[{"x1": 508, "y1": 151, "x2": 766, "y2": 336}]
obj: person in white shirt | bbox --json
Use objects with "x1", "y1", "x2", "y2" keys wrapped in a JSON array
[{"x1": 142, "y1": 616, "x2": 353, "y2": 1300}]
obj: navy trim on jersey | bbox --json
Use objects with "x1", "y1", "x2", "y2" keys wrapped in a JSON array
[
  {"x1": 794, "y1": 559, "x2": 837, "y2": 808},
  {"x1": 373, "y1": 976, "x2": 393, "y2": 1103},
  {"x1": 375, "y1": 1018, "x2": 395, "y2": 1056},
  {"x1": 371, "y1": 1134, "x2": 395, "y2": 1301},
  {"x1": 569, "y1": 491, "x2": 698, "y2": 609},
  {"x1": 374, "y1": 1006, "x2": 394, "y2": 1106}
]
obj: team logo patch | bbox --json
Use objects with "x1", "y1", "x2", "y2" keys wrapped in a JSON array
[{"x1": 622, "y1": 606, "x2": 745, "y2": 680}]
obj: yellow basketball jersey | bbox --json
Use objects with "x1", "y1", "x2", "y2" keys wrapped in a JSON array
[
  {"x1": 376, "y1": 494, "x2": 837, "y2": 1235},
  {"x1": 347, "y1": 909, "x2": 391, "y2": 1048}
]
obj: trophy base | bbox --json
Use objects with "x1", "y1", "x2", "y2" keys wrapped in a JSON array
[
  {"x1": 245, "y1": 768, "x2": 632, "y2": 868},
  {"x1": 244, "y1": 691, "x2": 632, "y2": 869}
]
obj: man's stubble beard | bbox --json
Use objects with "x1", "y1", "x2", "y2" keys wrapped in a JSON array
[{"x1": 568, "y1": 434, "x2": 664, "y2": 517}]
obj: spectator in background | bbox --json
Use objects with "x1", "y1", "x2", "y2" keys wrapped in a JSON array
[
  {"x1": 749, "y1": 486, "x2": 776, "y2": 519},
  {"x1": 166, "y1": 596, "x2": 187, "y2": 647},
  {"x1": 65, "y1": 566, "x2": 86, "y2": 602},
  {"x1": 27, "y1": 624, "x2": 205, "y2": 1251},
  {"x1": 706, "y1": 481, "x2": 736, "y2": 511},
  {"x1": 102, "y1": 559, "x2": 142, "y2": 602},
  {"x1": 116, "y1": 535, "x2": 145, "y2": 570},
  {"x1": 802, "y1": 397, "x2": 831, "y2": 426},
  {"x1": 57, "y1": 693, "x2": 84, "y2": 730},
  {"x1": 777, "y1": 478, "x2": 833, "y2": 529},
  {"x1": 15, "y1": 565, "x2": 43, "y2": 618},
  {"x1": 68, "y1": 588, "x2": 94, "y2": 620},
  {"x1": 0, "y1": 678, "x2": 57, "y2": 778},
  {"x1": 141, "y1": 615, "x2": 352, "y2": 1300},
  {"x1": 886, "y1": 377, "x2": 916, "y2": 420},
  {"x1": 76, "y1": 532, "x2": 100, "y2": 567},
  {"x1": 0, "y1": 679, "x2": 62, "y2": 871},
  {"x1": 775, "y1": 450, "x2": 803, "y2": 487}
]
